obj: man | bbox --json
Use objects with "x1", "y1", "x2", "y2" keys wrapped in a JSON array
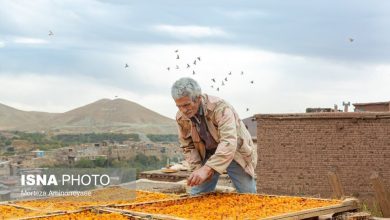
[{"x1": 171, "y1": 77, "x2": 257, "y2": 195}]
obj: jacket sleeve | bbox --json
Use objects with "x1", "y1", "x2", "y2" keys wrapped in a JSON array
[
  {"x1": 176, "y1": 119, "x2": 202, "y2": 171},
  {"x1": 205, "y1": 104, "x2": 237, "y2": 174}
]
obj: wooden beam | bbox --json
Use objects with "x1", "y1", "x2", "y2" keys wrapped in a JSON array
[
  {"x1": 346, "y1": 212, "x2": 371, "y2": 220},
  {"x1": 370, "y1": 172, "x2": 390, "y2": 217},
  {"x1": 328, "y1": 171, "x2": 345, "y2": 199}
]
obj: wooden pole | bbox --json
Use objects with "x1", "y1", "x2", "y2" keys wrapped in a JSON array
[
  {"x1": 327, "y1": 171, "x2": 345, "y2": 199},
  {"x1": 370, "y1": 172, "x2": 390, "y2": 217}
]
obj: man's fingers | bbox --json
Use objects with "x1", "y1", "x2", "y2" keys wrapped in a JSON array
[
  {"x1": 189, "y1": 176, "x2": 199, "y2": 187},
  {"x1": 190, "y1": 176, "x2": 198, "y2": 186},
  {"x1": 194, "y1": 177, "x2": 201, "y2": 186},
  {"x1": 187, "y1": 174, "x2": 194, "y2": 186}
]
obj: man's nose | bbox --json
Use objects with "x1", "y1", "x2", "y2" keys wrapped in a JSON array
[{"x1": 178, "y1": 106, "x2": 186, "y2": 111}]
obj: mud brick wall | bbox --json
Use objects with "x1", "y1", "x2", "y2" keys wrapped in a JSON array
[{"x1": 255, "y1": 113, "x2": 390, "y2": 199}]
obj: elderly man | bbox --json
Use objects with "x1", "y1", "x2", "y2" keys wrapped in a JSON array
[{"x1": 171, "y1": 77, "x2": 257, "y2": 195}]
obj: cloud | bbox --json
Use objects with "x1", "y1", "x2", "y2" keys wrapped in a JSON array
[
  {"x1": 13, "y1": 37, "x2": 48, "y2": 44},
  {"x1": 152, "y1": 25, "x2": 229, "y2": 38},
  {"x1": 0, "y1": 73, "x2": 139, "y2": 113},
  {"x1": 1, "y1": 0, "x2": 390, "y2": 119},
  {"x1": 1, "y1": 42, "x2": 390, "y2": 119}
]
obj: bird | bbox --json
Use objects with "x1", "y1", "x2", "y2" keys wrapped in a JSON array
[
  {"x1": 211, "y1": 78, "x2": 216, "y2": 83},
  {"x1": 193, "y1": 70, "x2": 195, "y2": 75},
  {"x1": 176, "y1": 65, "x2": 179, "y2": 69},
  {"x1": 216, "y1": 87, "x2": 219, "y2": 91},
  {"x1": 176, "y1": 54, "x2": 180, "y2": 59},
  {"x1": 175, "y1": 49, "x2": 179, "y2": 53},
  {"x1": 228, "y1": 71, "x2": 232, "y2": 75},
  {"x1": 348, "y1": 38, "x2": 354, "y2": 42},
  {"x1": 48, "y1": 30, "x2": 54, "y2": 36},
  {"x1": 221, "y1": 81, "x2": 225, "y2": 86},
  {"x1": 224, "y1": 77, "x2": 228, "y2": 82},
  {"x1": 187, "y1": 64, "x2": 190, "y2": 68},
  {"x1": 250, "y1": 80, "x2": 254, "y2": 84},
  {"x1": 193, "y1": 60, "x2": 197, "y2": 65},
  {"x1": 246, "y1": 108, "x2": 249, "y2": 112},
  {"x1": 211, "y1": 85, "x2": 214, "y2": 88},
  {"x1": 197, "y1": 57, "x2": 201, "y2": 61},
  {"x1": 241, "y1": 71, "x2": 244, "y2": 75},
  {"x1": 167, "y1": 67, "x2": 170, "y2": 71},
  {"x1": 125, "y1": 64, "x2": 129, "y2": 68}
]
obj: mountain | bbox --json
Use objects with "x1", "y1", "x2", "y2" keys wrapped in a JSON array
[
  {"x1": 0, "y1": 99, "x2": 177, "y2": 134},
  {"x1": 0, "y1": 103, "x2": 58, "y2": 131}
]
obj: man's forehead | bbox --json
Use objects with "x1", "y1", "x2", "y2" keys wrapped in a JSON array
[{"x1": 175, "y1": 96, "x2": 192, "y2": 104}]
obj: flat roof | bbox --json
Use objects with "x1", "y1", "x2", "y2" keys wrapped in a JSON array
[
  {"x1": 353, "y1": 101, "x2": 390, "y2": 106},
  {"x1": 255, "y1": 112, "x2": 390, "y2": 120}
]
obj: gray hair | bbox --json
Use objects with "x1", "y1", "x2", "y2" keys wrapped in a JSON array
[{"x1": 171, "y1": 77, "x2": 202, "y2": 101}]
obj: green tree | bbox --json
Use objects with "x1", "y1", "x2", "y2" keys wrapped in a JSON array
[
  {"x1": 94, "y1": 157, "x2": 107, "y2": 167},
  {"x1": 75, "y1": 158, "x2": 95, "y2": 168}
]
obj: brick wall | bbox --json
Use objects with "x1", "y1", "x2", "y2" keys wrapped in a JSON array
[{"x1": 255, "y1": 112, "x2": 390, "y2": 200}]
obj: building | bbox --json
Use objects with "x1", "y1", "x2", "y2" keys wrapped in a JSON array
[
  {"x1": 353, "y1": 101, "x2": 390, "y2": 112},
  {"x1": 306, "y1": 108, "x2": 335, "y2": 113},
  {"x1": 255, "y1": 112, "x2": 390, "y2": 201},
  {"x1": 0, "y1": 160, "x2": 10, "y2": 176},
  {"x1": 31, "y1": 150, "x2": 45, "y2": 158}
]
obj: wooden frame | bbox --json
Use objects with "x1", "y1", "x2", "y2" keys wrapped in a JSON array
[{"x1": 105, "y1": 192, "x2": 358, "y2": 220}]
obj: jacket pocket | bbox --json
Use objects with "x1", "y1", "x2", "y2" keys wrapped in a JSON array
[{"x1": 237, "y1": 137, "x2": 253, "y2": 157}]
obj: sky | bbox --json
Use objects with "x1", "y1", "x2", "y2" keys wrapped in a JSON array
[{"x1": 1, "y1": 0, "x2": 390, "y2": 119}]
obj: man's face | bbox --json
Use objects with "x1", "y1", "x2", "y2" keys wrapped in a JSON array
[{"x1": 175, "y1": 96, "x2": 201, "y2": 118}]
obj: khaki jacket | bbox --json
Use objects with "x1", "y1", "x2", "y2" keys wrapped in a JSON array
[{"x1": 176, "y1": 94, "x2": 257, "y2": 177}]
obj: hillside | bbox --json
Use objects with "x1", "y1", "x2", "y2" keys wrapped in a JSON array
[{"x1": 0, "y1": 99, "x2": 177, "y2": 134}]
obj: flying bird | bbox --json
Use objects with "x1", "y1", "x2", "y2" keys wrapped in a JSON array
[
  {"x1": 176, "y1": 54, "x2": 180, "y2": 59},
  {"x1": 216, "y1": 87, "x2": 219, "y2": 91},
  {"x1": 193, "y1": 60, "x2": 197, "y2": 65},
  {"x1": 211, "y1": 85, "x2": 214, "y2": 88},
  {"x1": 211, "y1": 78, "x2": 216, "y2": 83},
  {"x1": 348, "y1": 38, "x2": 354, "y2": 42},
  {"x1": 125, "y1": 64, "x2": 129, "y2": 68},
  {"x1": 48, "y1": 30, "x2": 54, "y2": 36},
  {"x1": 241, "y1": 71, "x2": 244, "y2": 75},
  {"x1": 176, "y1": 65, "x2": 179, "y2": 69},
  {"x1": 228, "y1": 71, "x2": 232, "y2": 75},
  {"x1": 221, "y1": 81, "x2": 225, "y2": 86},
  {"x1": 193, "y1": 70, "x2": 195, "y2": 75},
  {"x1": 246, "y1": 108, "x2": 249, "y2": 112},
  {"x1": 224, "y1": 77, "x2": 228, "y2": 82},
  {"x1": 175, "y1": 49, "x2": 179, "y2": 53},
  {"x1": 197, "y1": 57, "x2": 201, "y2": 61},
  {"x1": 250, "y1": 80, "x2": 254, "y2": 84},
  {"x1": 167, "y1": 67, "x2": 170, "y2": 71},
  {"x1": 187, "y1": 64, "x2": 190, "y2": 68}
]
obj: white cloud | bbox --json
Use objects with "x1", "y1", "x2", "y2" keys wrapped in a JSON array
[
  {"x1": 0, "y1": 41, "x2": 4, "y2": 48},
  {"x1": 13, "y1": 37, "x2": 48, "y2": 44},
  {"x1": 152, "y1": 25, "x2": 228, "y2": 38}
]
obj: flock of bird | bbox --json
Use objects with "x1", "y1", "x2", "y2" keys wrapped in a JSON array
[
  {"x1": 161, "y1": 36, "x2": 355, "y2": 113},
  {"x1": 165, "y1": 49, "x2": 256, "y2": 112},
  {"x1": 47, "y1": 30, "x2": 355, "y2": 114}
]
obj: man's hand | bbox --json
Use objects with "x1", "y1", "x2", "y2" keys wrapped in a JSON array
[{"x1": 187, "y1": 165, "x2": 214, "y2": 187}]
